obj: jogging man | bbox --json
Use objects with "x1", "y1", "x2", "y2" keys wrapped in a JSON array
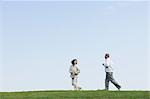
[
  {"x1": 102, "y1": 53, "x2": 121, "y2": 90},
  {"x1": 69, "y1": 59, "x2": 81, "y2": 90}
]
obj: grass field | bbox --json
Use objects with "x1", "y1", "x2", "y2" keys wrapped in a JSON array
[{"x1": 0, "y1": 90, "x2": 149, "y2": 99}]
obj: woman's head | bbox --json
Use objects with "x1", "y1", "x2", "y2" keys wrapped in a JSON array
[
  {"x1": 71, "y1": 59, "x2": 78, "y2": 65},
  {"x1": 105, "y1": 53, "x2": 110, "y2": 59}
]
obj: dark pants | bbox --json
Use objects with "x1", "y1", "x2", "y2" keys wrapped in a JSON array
[{"x1": 105, "y1": 72, "x2": 121, "y2": 90}]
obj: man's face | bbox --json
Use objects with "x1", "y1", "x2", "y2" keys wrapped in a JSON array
[{"x1": 105, "y1": 54, "x2": 109, "y2": 59}]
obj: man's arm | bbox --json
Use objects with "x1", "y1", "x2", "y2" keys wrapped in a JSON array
[
  {"x1": 102, "y1": 63, "x2": 109, "y2": 68},
  {"x1": 109, "y1": 60, "x2": 114, "y2": 70}
]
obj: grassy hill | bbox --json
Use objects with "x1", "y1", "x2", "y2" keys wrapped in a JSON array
[{"x1": 0, "y1": 90, "x2": 149, "y2": 99}]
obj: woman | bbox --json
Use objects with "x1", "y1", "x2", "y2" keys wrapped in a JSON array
[{"x1": 69, "y1": 59, "x2": 81, "y2": 90}]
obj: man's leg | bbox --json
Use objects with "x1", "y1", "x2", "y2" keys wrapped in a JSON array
[
  {"x1": 105, "y1": 72, "x2": 109, "y2": 90},
  {"x1": 109, "y1": 72, "x2": 121, "y2": 90}
]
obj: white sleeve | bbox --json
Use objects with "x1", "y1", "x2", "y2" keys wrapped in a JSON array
[
  {"x1": 103, "y1": 59, "x2": 109, "y2": 67},
  {"x1": 109, "y1": 60, "x2": 114, "y2": 70},
  {"x1": 77, "y1": 67, "x2": 80, "y2": 73},
  {"x1": 69, "y1": 66, "x2": 73, "y2": 73},
  {"x1": 103, "y1": 59, "x2": 112, "y2": 68}
]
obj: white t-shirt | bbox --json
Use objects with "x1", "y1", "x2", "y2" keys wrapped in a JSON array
[
  {"x1": 69, "y1": 65, "x2": 80, "y2": 75},
  {"x1": 103, "y1": 58, "x2": 114, "y2": 72}
]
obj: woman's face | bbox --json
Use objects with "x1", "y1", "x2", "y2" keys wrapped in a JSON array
[{"x1": 74, "y1": 60, "x2": 78, "y2": 64}]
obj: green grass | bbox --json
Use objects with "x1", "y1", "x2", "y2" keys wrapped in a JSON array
[{"x1": 0, "y1": 90, "x2": 149, "y2": 99}]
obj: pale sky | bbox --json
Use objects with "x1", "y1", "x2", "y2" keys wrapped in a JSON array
[{"x1": 0, "y1": 0, "x2": 149, "y2": 91}]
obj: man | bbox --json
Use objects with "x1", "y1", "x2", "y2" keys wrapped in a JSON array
[
  {"x1": 69, "y1": 59, "x2": 81, "y2": 90},
  {"x1": 102, "y1": 53, "x2": 121, "y2": 90}
]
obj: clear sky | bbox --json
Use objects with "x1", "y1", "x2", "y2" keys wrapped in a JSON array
[{"x1": 0, "y1": 0, "x2": 149, "y2": 91}]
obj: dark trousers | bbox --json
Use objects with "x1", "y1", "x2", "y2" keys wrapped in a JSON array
[{"x1": 105, "y1": 72, "x2": 121, "y2": 90}]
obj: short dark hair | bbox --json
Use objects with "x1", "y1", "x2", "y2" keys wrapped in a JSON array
[{"x1": 71, "y1": 59, "x2": 77, "y2": 65}]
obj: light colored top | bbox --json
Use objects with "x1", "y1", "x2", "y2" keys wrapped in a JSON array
[
  {"x1": 69, "y1": 65, "x2": 80, "y2": 75},
  {"x1": 103, "y1": 58, "x2": 114, "y2": 72}
]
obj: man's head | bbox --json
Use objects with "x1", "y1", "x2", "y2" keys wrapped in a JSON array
[
  {"x1": 105, "y1": 53, "x2": 110, "y2": 59},
  {"x1": 71, "y1": 59, "x2": 78, "y2": 65}
]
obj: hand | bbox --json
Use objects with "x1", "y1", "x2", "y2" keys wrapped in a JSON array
[{"x1": 71, "y1": 73, "x2": 74, "y2": 75}]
